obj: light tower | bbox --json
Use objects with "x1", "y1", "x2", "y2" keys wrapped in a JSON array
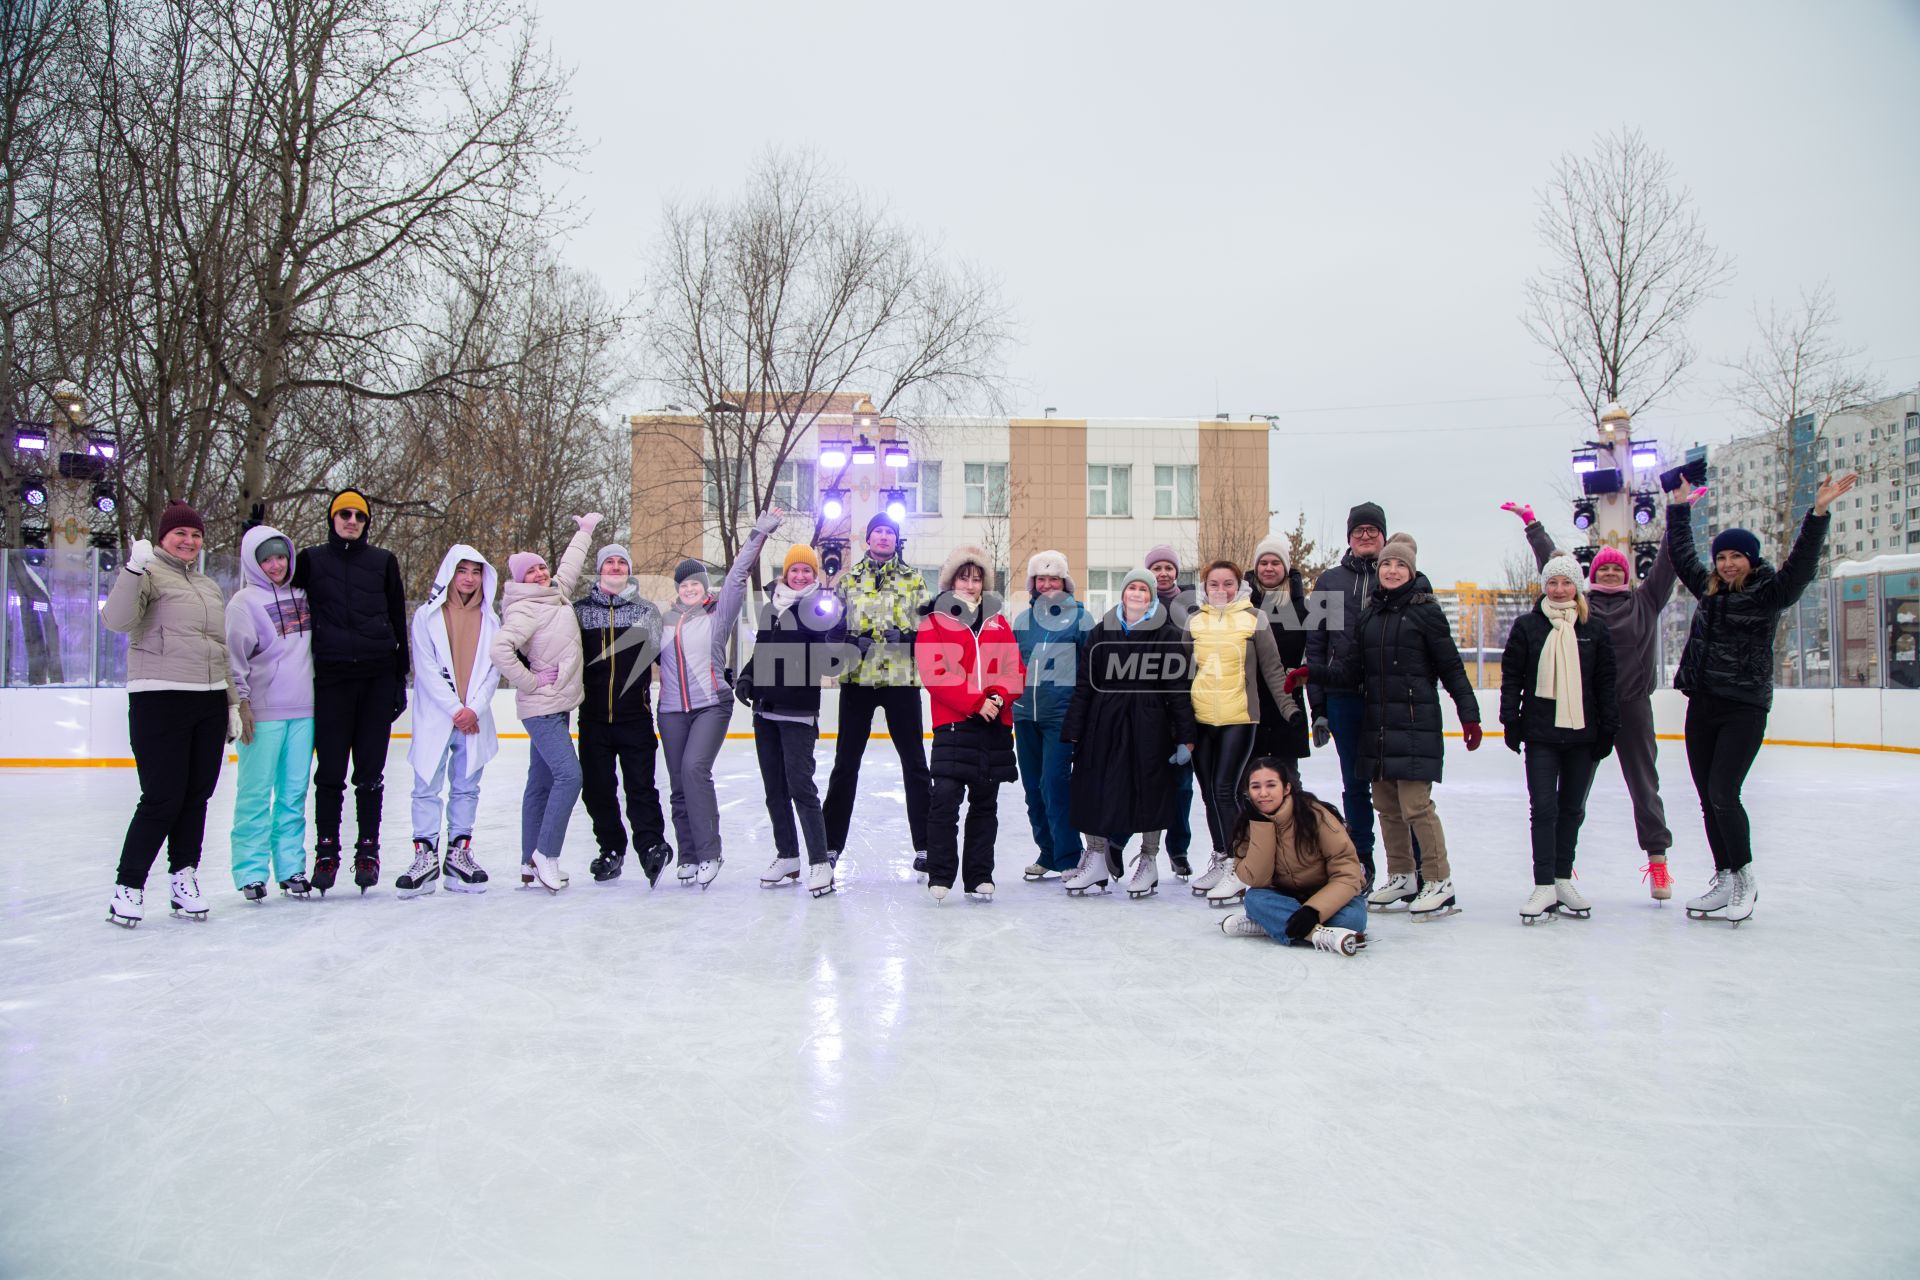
[{"x1": 1572, "y1": 400, "x2": 1662, "y2": 585}]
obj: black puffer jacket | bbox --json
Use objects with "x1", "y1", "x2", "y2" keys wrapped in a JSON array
[
  {"x1": 1667, "y1": 504, "x2": 1831, "y2": 710},
  {"x1": 293, "y1": 509, "x2": 408, "y2": 677},
  {"x1": 1499, "y1": 603, "x2": 1620, "y2": 749},
  {"x1": 1061, "y1": 603, "x2": 1198, "y2": 835},
  {"x1": 745, "y1": 586, "x2": 855, "y2": 719},
  {"x1": 930, "y1": 718, "x2": 1018, "y2": 785},
  {"x1": 574, "y1": 587, "x2": 662, "y2": 725},
  {"x1": 1327, "y1": 572, "x2": 1480, "y2": 783},
  {"x1": 1251, "y1": 576, "x2": 1312, "y2": 758},
  {"x1": 1303, "y1": 550, "x2": 1378, "y2": 702}
]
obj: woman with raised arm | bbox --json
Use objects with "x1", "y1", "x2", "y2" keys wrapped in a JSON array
[{"x1": 1663, "y1": 472, "x2": 1851, "y2": 926}]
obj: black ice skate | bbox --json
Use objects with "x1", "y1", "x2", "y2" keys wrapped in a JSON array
[
  {"x1": 590, "y1": 849, "x2": 626, "y2": 882},
  {"x1": 442, "y1": 836, "x2": 489, "y2": 893},
  {"x1": 395, "y1": 839, "x2": 440, "y2": 898},
  {"x1": 311, "y1": 837, "x2": 342, "y2": 896},
  {"x1": 279, "y1": 872, "x2": 312, "y2": 898},
  {"x1": 637, "y1": 842, "x2": 673, "y2": 888},
  {"x1": 241, "y1": 882, "x2": 267, "y2": 903},
  {"x1": 352, "y1": 838, "x2": 380, "y2": 894}
]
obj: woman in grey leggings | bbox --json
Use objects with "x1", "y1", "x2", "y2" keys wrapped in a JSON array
[{"x1": 658, "y1": 510, "x2": 779, "y2": 887}]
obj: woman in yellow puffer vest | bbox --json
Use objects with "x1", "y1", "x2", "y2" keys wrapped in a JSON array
[{"x1": 1186, "y1": 559, "x2": 1300, "y2": 895}]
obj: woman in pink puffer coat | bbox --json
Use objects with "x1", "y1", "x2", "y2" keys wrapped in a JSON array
[{"x1": 490, "y1": 513, "x2": 599, "y2": 891}]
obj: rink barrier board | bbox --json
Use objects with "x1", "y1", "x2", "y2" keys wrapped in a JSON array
[{"x1": 1, "y1": 686, "x2": 1915, "y2": 763}]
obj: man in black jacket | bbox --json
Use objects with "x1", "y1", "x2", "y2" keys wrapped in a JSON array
[
  {"x1": 573, "y1": 544, "x2": 673, "y2": 886},
  {"x1": 1303, "y1": 501, "x2": 1389, "y2": 884},
  {"x1": 292, "y1": 489, "x2": 409, "y2": 894}
]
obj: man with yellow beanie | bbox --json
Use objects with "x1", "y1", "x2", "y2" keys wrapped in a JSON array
[{"x1": 292, "y1": 487, "x2": 410, "y2": 894}]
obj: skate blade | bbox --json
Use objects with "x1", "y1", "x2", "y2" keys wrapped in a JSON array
[
  {"x1": 443, "y1": 880, "x2": 488, "y2": 894},
  {"x1": 759, "y1": 874, "x2": 801, "y2": 888},
  {"x1": 395, "y1": 883, "x2": 439, "y2": 899},
  {"x1": 1366, "y1": 901, "x2": 1413, "y2": 912},
  {"x1": 1206, "y1": 894, "x2": 1242, "y2": 908},
  {"x1": 1064, "y1": 883, "x2": 1110, "y2": 896},
  {"x1": 1127, "y1": 886, "x2": 1158, "y2": 899},
  {"x1": 170, "y1": 907, "x2": 209, "y2": 920},
  {"x1": 1410, "y1": 905, "x2": 1460, "y2": 921},
  {"x1": 107, "y1": 913, "x2": 139, "y2": 928},
  {"x1": 809, "y1": 885, "x2": 837, "y2": 898}
]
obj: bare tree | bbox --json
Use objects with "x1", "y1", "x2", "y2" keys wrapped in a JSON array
[
  {"x1": 1523, "y1": 128, "x2": 1733, "y2": 428},
  {"x1": 1197, "y1": 458, "x2": 1268, "y2": 569},
  {"x1": 1273, "y1": 507, "x2": 1337, "y2": 584},
  {"x1": 642, "y1": 150, "x2": 1012, "y2": 575},
  {"x1": 1721, "y1": 284, "x2": 1881, "y2": 554}
]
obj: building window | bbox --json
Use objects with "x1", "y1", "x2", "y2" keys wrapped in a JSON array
[
  {"x1": 898, "y1": 460, "x2": 941, "y2": 515},
  {"x1": 771, "y1": 459, "x2": 816, "y2": 512},
  {"x1": 1088, "y1": 464, "x2": 1132, "y2": 517},
  {"x1": 703, "y1": 460, "x2": 749, "y2": 519},
  {"x1": 1154, "y1": 465, "x2": 1198, "y2": 518},
  {"x1": 1083, "y1": 568, "x2": 1134, "y2": 615},
  {"x1": 964, "y1": 462, "x2": 1008, "y2": 516}
]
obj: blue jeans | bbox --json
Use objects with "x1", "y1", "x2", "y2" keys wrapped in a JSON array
[
  {"x1": 1243, "y1": 886, "x2": 1367, "y2": 940},
  {"x1": 412, "y1": 731, "x2": 484, "y2": 844},
  {"x1": 1324, "y1": 691, "x2": 1377, "y2": 867},
  {"x1": 521, "y1": 713, "x2": 582, "y2": 861},
  {"x1": 1108, "y1": 764, "x2": 1193, "y2": 861},
  {"x1": 1015, "y1": 719, "x2": 1078, "y2": 870}
]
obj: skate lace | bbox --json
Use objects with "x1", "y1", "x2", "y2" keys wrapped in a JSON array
[
  {"x1": 173, "y1": 867, "x2": 199, "y2": 897},
  {"x1": 1640, "y1": 861, "x2": 1672, "y2": 887},
  {"x1": 447, "y1": 845, "x2": 476, "y2": 874},
  {"x1": 1728, "y1": 872, "x2": 1750, "y2": 906}
]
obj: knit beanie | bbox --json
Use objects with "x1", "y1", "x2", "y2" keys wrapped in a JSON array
[
  {"x1": 1346, "y1": 501, "x2": 1387, "y2": 538},
  {"x1": 1540, "y1": 553, "x2": 1588, "y2": 593},
  {"x1": 1250, "y1": 532, "x2": 1290, "y2": 575},
  {"x1": 595, "y1": 543, "x2": 630, "y2": 574},
  {"x1": 1025, "y1": 548, "x2": 1076, "y2": 596},
  {"x1": 1378, "y1": 532, "x2": 1418, "y2": 575},
  {"x1": 328, "y1": 489, "x2": 370, "y2": 520},
  {"x1": 1119, "y1": 568, "x2": 1157, "y2": 598},
  {"x1": 253, "y1": 534, "x2": 292, "y2": 565},
  {"x1": 1143, "y1": 543, "x2": 1179, "y2": 572},
  {"x1": 866, "y1": 512, "x2": 900, "y2": 542},
  {"x1": 1711, "y1": 528, "x2": 1761, "y2": 564},
  {"x1": 674, "y1": 557, "x2": 709, "y2": 585},
  {"x1": 507, "y1": 551, "x2": 547, "y2": 583},
  {"x1": 938, "y1": 544, "x2": 993, "y2": 592},
  {"x1": 1588, "y1": 545, "x2": 1631, "y2": 588},
  {"x1": 782, "y1": 543, "x2": 822, "y2": 580},
  {"x1": 155, "y1": 500, "x2": 205, "y2": 541}
]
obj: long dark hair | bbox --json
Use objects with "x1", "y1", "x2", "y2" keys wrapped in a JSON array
[{"x1": 1228, "y1": 756, "x2": 1341, "y2": 863}]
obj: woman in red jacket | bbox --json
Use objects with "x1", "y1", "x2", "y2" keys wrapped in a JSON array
[{"x1": 916, "y1": 545, "x2": 1026, "y2": 902}]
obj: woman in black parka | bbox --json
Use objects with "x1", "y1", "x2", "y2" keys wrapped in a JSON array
[
  {"x1": 1324, "y1": 533, "x2": 1483, "y2": 921},
  {"x1": 1061, "y1": 569, "x2": 1197, "y2": 896},
  {"x1": 1500, "y1": 553, "x2": 1619, "y2": 924},
  {"x1": 1248, "y1": 532, "x2": 1312, "y2": 761},
  {"x1": 1664, "y1": 471, "x2": 1850, "y2": 926}
]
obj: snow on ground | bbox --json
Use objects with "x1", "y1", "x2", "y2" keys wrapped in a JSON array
[{"x1": 2, "y1": 738, "x2": 1917, "y2": 1278}]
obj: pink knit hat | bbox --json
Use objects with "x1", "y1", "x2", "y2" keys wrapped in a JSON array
[
  {"x1": 1589, "y1": 545, "x2": 1631, "y2": 589},
  {"x1": 507, "y1": 551, "x2": 547, "y2": 583}
]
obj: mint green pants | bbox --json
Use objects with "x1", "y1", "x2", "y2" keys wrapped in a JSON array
[{"x1": 231, "y1": 717, "x2": 314, "y2": 888}]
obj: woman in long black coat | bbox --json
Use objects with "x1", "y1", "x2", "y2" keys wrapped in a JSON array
[
  {"x1": 1060, "y1": 569, "x2": 1197, "y2": 897},
  {"x1": 1248, "y1": 534, "x2": 1311, "y2": 761}
]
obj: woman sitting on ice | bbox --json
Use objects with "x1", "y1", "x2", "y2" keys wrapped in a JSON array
[{"x1": 1216, "y1": 756, "x2": 1369, "y2": 955}]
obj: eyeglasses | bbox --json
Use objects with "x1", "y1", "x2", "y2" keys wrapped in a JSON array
[
  {"x1": 335, "y1": 510, "x2": 367, "y2": 524},
  {"x1": 1351, "y1": 525, "x2": 1382, "y2": 538}
]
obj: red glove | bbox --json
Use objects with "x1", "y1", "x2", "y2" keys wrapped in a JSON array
[
  {"x1": 1500, "y1": 501, "x2": 1536, "y2": 524},
  {"x1": 1461, "y1": 722, "x2": 1482, "y2": 751},
  {"x1": 1282, "y1": 666, "x2": 1309, "y2": 694}
]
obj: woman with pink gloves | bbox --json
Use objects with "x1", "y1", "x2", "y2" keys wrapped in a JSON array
[{"x1": 491, "y1": 513, "x2": 600, "y2": 892}]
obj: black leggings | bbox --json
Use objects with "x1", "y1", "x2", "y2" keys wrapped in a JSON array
[
  {"x1": 117, "y1": 690, "x2": 228, "y2": 887},
  {"x1": 1523, "y1": 741, "x2": 1597, "y2": 884},
  {"x1": 1193, "y1": 723, "x2": 1258, "y2": 854},
  {"x1": 1683, "y1": 692, "x2": 1768, "y2": 872}
]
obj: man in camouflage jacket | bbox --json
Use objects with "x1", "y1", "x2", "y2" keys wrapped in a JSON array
[{"x1": 822, "y1": 513, "x2": 934, "y2": 864}]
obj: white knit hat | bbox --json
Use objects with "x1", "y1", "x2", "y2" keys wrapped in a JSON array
[
  {"x1": 1540, "y1": 553, "x2": 1588, "y2": 593},
  {"x1": 1025, "y1": 548, "x2": 1076, "y2": 596},
  {"x1": 1251, "y1": 533, "x2": 1290, "y2": 574}
]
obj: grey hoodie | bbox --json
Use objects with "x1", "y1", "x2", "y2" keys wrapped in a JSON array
[{"x1": 658, "y1": 513, "x2": 777, "y2": 714}]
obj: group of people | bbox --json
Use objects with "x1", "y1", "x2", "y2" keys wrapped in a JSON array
[{"x1": 100, "y1": 469, "x2": 1857, "y2": 950}]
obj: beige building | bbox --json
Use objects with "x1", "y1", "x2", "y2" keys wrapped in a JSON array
[{"x1": 627, "y1": 397, "x2": 1271, "y2": 607}]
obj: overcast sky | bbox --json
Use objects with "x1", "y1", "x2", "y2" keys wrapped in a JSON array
[{"x1": 535, "y1": 0, "x2": 1920, "y2": 577}]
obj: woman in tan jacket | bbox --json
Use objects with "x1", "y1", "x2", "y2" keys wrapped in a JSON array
[
  {"x1": 101, "y1": 501, "x2": 238, "y2": 927},
  {"x1": 1217, "y1": 757, "x2": 1369, "y2": 955},
  {"x1": 490, "y1": 513, "x2": 600, "y2": 892}
]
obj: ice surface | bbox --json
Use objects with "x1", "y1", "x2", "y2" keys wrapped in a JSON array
[{"x1": 2, "y1": 738, "x2": 1918, "y2": 1278}]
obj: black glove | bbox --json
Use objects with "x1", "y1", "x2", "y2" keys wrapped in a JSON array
[
  {"x1": 1593, "y1": 736, "x2": 1614, "y2": 762},
  {"x1": 734, "y1": 673, "x2": 755, "y2": 707},
  {"x1": 392, "y1": 684, "x2": 408, "y2": 723},
  {"x1": 881, "y1": 626, "x2": 909, "y2": 645},
  {"x1": 1504, "y1": 728, "x2": 1522, "y2": 755},
  {"x1": 853, "y1": 633, "x2": 874, "y2": 656},
  {"x1": 1283, "y1": 904, "x2": 1321, "y2": 941}
]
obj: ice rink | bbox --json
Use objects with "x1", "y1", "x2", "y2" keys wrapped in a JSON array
[{"x1": 3, "y1": 735, "x2": 1917, "y2": 1278}]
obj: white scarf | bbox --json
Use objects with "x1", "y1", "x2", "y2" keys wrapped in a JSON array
[
  {"x1": 771, "y1": 582, "x2": 806, "y2": 618},
  {"x1": 1536, "y1": 598, "x2": 1585, "y2": 730}
]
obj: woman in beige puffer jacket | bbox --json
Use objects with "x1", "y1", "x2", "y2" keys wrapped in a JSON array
[
  {"x1": 100, "y1": 500, "x2": 238, "y2": 927},
  {"x1": 490, "y1": 514, "x2": 599, "y2": 890}
]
